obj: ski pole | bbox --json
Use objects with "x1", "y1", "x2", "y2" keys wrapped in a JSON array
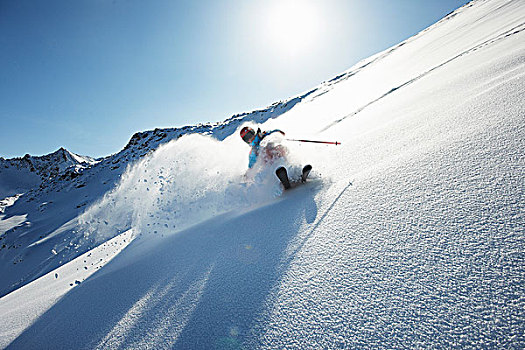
[{"x1": 286, "y1": 139, "x2": 341, "y2": 145}]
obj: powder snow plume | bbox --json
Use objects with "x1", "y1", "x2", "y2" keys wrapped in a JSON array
[{"x1": 78, "y1": 133, "x2": 288, "y2": 245}]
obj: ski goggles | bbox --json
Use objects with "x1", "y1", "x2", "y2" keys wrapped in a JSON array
[{"x1": 242, "y1": 129, "x2": 255, "y2": 143}]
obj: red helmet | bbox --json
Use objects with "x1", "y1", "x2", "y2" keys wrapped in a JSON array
[{"x1": 240, "y1": 126, "x2": 255, "y2": 144}]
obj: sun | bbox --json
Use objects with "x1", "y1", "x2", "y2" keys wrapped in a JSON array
[{"x1": 262, "y1": 0, "x2": 322, "y2": 57}]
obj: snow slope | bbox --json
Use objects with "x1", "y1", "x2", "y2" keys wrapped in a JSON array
[{"x1": 1, "y1": 0, "x2": 524, "y2": 348}]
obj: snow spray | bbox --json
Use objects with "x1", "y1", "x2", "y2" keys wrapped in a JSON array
[{"x1": 78, "y1": 133, "x2": 284, "y2": 245}]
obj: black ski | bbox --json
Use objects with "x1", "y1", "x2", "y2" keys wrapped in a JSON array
[
  {"x1": 276, "y1": 165, "x2": 312, "y2": 190},
  {"x1": 276, "y1": 166, "x2": 291, "y2": 189},
  {"x1": 301, "y1": 164, "x2": 312, "y2": 183}
]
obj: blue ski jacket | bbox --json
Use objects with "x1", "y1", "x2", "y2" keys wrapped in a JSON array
[{"x1": 248, "y1": 129, "x2": 284, "y2": 168}]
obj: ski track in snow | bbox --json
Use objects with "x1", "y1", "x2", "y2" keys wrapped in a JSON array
[
  {"x1": 1, "y1": 0, "x2": 524, "y2": 349},
  {"x1": 320, "y1": 20, "x2": 525, "y2": 133}
]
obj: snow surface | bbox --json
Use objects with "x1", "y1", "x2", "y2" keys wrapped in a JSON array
[{"x1": 1, "y1": 0, "x2": 524, "y2": 348}]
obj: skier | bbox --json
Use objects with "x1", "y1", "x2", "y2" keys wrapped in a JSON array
[
  {"x1": 240, "y1": 126, "x2": 312, "y2": 189},
  {"x1": 239, "y1": 126, "x2": 286, "y2": 169}
]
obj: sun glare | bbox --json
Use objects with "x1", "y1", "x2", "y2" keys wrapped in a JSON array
[{"x1": 263, "y1": 0, "x2": 321, "y2": 57}]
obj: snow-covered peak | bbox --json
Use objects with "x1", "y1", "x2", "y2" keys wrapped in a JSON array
[
  {"x1": 2, "y1": 147, "x2": 97, "y2": 177},
  {"x1": 0, "y1": 147, "x2": 99, "y2": 198}
]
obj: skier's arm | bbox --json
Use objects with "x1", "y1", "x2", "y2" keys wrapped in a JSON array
[{"x1": 247, "y1": 128, "x2": 285, "y2": 169}]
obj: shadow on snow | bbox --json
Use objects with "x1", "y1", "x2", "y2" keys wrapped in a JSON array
[{"x1": 8, "y1": 186, "x2": 320, "y2": 349}]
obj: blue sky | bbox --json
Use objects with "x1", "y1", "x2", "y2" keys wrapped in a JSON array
[{"x1": 0, "y1": 0, "x2": 469, "y2": 158}]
